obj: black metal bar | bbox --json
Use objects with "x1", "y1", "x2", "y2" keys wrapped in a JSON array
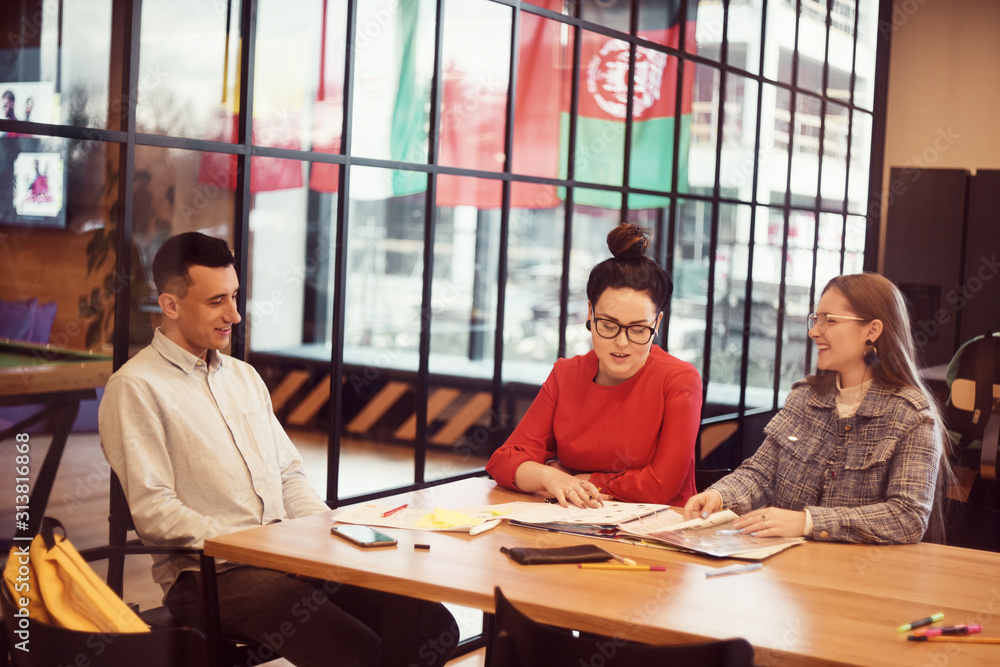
[
  {"x1": 700, "y1": 0, "x2": 732, "y2": 425},
  {"x1": 231, "y1": 0, "x2": 256, "y2": 361},
  {"x1": 327, "y1": 0, "x2": 358, "y2": 502},
  {"x1": 557, "y1": 3, "x2": 583, "y2": 362},
  {"x1": 111, "y1": 0, "x2": 141, "y2": 371},
  {"x1": 414, "y1": 0, "x2": 447, "y2": 485},
  {"x1": 864, "y1": 0, "x2": 894, "y2": 272}
]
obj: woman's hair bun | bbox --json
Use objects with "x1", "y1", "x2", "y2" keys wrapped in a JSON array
[{"x1": 607, "y1": 222, "x2": 651, "y2": 260}]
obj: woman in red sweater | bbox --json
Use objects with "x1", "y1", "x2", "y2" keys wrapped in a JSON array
[{"x1": 486, "y1": 222, "x2": 702, "y2": 507}]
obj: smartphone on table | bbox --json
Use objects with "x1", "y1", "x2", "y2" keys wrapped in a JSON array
[{"x1": 330, "y1": 524, "x2": 398, "y2": 548}]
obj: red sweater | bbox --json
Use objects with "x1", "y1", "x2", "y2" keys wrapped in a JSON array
[{"x1": 487, "y1": 346, "x2": 701, "y2": 505}]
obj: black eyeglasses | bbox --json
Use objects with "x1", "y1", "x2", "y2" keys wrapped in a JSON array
[
  {"x1": 589, "y1": 317, "x2": 658, "y2": 345},
  {"x1": 807, "y1": 312, "x2": 869, "y2": 333}
]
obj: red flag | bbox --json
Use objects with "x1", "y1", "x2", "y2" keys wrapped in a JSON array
[
  {"x1": 197, "y1": 111, "x2": 304, "y2": 193},
  {"x1": 435, "y1": 0, "x2": 566, "y2": 209}
]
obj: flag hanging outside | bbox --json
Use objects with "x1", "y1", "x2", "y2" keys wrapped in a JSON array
[
  {"x1": 391, "y1": 0, "x2": 566, "y2": 209},
  {"x1": 387, "y1": 0, "x2": 695, "y2": 210},
  {"x1": 197, "y1": 34, "x2": 303, "y2": 194},
  {"x1": 562, "y1": 0, "x2": 697, "y2": 209}
]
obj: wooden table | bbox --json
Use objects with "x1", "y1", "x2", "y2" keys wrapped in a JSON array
[
  {"x1": 1, "y1": 341, "x2": 112, "y2": 540},
  {"x1": 205, "y1": 477, "x2": 1000, "y2": 667}
]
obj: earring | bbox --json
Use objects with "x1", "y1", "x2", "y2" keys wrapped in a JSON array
[{"x1": 863, "y1": 339, "x2": 879, "y2": 367}]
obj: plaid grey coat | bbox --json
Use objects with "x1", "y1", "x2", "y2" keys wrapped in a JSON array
[{"x1": 712, "y1": 381, "x2": 942, "y2": 544}]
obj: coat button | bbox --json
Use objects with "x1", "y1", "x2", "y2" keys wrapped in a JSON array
[
  {"x1": 844, "y1": 424, "x2": 852, "y2": 431},
  {"x1": 820, "y1": 531, "x2": 829, "y2": 539}
]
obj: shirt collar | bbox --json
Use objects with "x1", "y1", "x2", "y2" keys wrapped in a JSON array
[{"x1": 151, "y1": 328, "x2": 224, "y2": 374}]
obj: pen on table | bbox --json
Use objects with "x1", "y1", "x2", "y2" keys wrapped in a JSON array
[
  {"x1": 578, "y1": 564, "x2": 666, "y2": 571},
  {"x1": 907, "y1": 635, "x2": 1000, "y2": 644},
  {"x1": 380, "y1": 504, "x2": 408, "y2": 518},
  {"x1": 897, "y1": 612, "x2": 944, "y2": 633},
  {"x1": 912, "y1": 625, "x2": 982, "y2": 638},
  {"x1": 705, "y1": 563, "x2": 763, "y2": 578}
]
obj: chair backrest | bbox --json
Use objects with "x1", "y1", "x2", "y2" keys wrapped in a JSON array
[
  {"x1": 488, "y1": 587, "x2": 755, "y2": 667},
  {"x1": 945, "y1": 332, "x2": 1000, "y2": 480},
  {"x1": 695, "y1": 468, "x2": 732, "y2": 492},
  {"x1": 1, "y1": 577, "x2": 208, "y2": 667}
]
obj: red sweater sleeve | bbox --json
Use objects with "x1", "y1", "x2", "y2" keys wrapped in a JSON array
[
  {"x1": 485, "y1": 366, "x2": 561, "y2": 492},
  {"x1": 588, "y1": 362, "x2": 701, "y2": 505}
]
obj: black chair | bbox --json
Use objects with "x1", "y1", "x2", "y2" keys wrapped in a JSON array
[
  {"x1": 0, "y1": 580, "x2": 208, "y2": 667},
  {"x1": 945, "y1": 331, "x2": 1000, "y2": 486},
  {"x1": 487, "y1": 587, "x2": 755, "y2": 667},
  {"x1": 97, "y1": 472, "x2": 262, "y2": 667},
  {"x1": 695, "y1": 468, "x2": 732, "y2": 492}
]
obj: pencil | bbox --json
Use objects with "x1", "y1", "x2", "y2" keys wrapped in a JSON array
[
  {"x1": 608, "y1": 552, "x2": 637, "y2": 566},
  {"x1": 907, "y1": 636, "x2": 1000, "y2": 644},
  {"x1": 578, "y1": 564, "x2": 666, "y2": 571}
]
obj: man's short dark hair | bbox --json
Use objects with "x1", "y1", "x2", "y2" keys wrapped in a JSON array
[{"x1": 152, "y1": 232, "x2": 235, "y2": 296}]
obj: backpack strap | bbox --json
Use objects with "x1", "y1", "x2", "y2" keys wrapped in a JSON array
[{"x1": 39, "y1": 516, "x2": 66, "y2": 550}]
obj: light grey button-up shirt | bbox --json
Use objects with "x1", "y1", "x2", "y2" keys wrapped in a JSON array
[{"x1": 99, "y1": 329, "x2": 329, "y2": 592}]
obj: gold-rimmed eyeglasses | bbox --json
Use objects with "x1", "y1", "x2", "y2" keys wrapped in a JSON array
[{"x1": 807, "y1": 312, "x2": 869, "y2": 333}]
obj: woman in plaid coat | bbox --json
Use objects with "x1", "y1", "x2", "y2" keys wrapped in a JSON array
[{"x1": 684, "y1": 273, "x2": 950, "y2": 544}]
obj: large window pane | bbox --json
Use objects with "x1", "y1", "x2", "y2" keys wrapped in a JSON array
[
  {"x1": 672, "y1": 197, "x2": 711, "y2": 374},
  {"x1": 764, "y1": 1, "x2": 795, "y2": 86},
  {"x1": 759, "y1": 83, "x2": 790, "y2": 204},
  {"x1": 719, "y1": 75, "x2": 758, "y2": 199},
  {"x1": 855, "y1": 0, "x2": 879, "y2": 110},
  {"x1": 568, "y1": 28, "x2": 628, "y2": 198},
  {"x1": 427, "y1": 180, "x2": 501, "y2": 482},
  {"x1": 726, "y1": 1, "x2": 763, "y2": 76},
  {"x1": 340, "y1": 166, "x2": 427, "y2": 495},
  {"x1": 796, "y1": 6, "x2": 828, "y2": 93},
  {"x1": 255, "y1": 0, "x2": 348, "y2": 153},
  {"x1": 503, "y1": 193, "x2": 566, "y2": 380},
  {"x1": 707, "y1": 202, "x2": 751, "y2": 405},
  {"x1": 689, "y1": 62, "x2": 719, "y2": 193},
  {"x1": 510, "y1": 9, "x2": 573, "y2": 182},
  {"x1": 565, "y1": 200, "x2": 618, "y2": 358},
  {"x1": 429, "y1": 182, "x2": 501, "y2": 374},
  {"x1": 1, "y1": 137, "x2": 119, "y2": 350},
  {"x1": 438, "y1": 0, "x2": 511, "y2": 174},
  {"x1": 0, "y1": 0, "x2": 113, "y2": 130},
  {"x1": 352, "y1": 0, "x2": 434, "y2": 166},
  {"x1": 821, "y1": 101, "x2": 849, "y2": 204},
  {"x1": 790, "y1": 93, "x2": 821, "y2": 203},
  {"x1": 139, "y1": 0, "x2": 242, "y2": 140},
  {"x1": 848, "y1": 109, "x2": 872, "y2": 215}
]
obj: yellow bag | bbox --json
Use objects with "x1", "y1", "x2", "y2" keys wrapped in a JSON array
[{"x1": 2, "y1": 517, "x2": 149, "y2": 634}]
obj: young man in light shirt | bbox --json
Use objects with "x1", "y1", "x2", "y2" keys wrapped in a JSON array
[{"x1": 100, "y1": 232, "x2": 456, "y2": 667}]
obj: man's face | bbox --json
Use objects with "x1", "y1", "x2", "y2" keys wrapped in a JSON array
[
  {"x1": 2, "y1": 97, "x2": 13, "y2": 118},
  {"x1": 165, "y1": 264, "x2": 241, "y2": 359}
]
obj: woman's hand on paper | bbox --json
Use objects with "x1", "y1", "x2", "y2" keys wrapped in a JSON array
[
  {"x1": 731, "y1": 507, "x2": 806, "y2": 538},
  {"x1": 543, "y1": 469, "x2": 605, "y2": 509},
  {"x1": 683, "y1": 489, "x2": 723, "y2": 519}
]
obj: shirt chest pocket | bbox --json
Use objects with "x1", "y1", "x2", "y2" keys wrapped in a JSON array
[{"x1": 243, "y1": 409, "x2": 280, "y2": 472}]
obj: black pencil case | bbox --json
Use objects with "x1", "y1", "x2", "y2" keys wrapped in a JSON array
[{"x1": 499, "y1": 544, "x2": 613, "y2": 565}]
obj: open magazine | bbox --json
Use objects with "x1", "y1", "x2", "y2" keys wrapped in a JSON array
[{"x1": 615, "y1": 509, "x2": 805, "y2": 559}]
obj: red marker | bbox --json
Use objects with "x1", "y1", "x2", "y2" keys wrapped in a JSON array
[
  {"x1": 380, "y1": 504, "x2": 408, "y2": 517},
  {"x1": 913, "y1": 625, "x2": 982, "y2": 638}
]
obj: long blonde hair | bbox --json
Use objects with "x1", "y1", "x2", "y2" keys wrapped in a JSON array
[{"x1": 805, "y1": 273, "x2": 953, "y2": 542}]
